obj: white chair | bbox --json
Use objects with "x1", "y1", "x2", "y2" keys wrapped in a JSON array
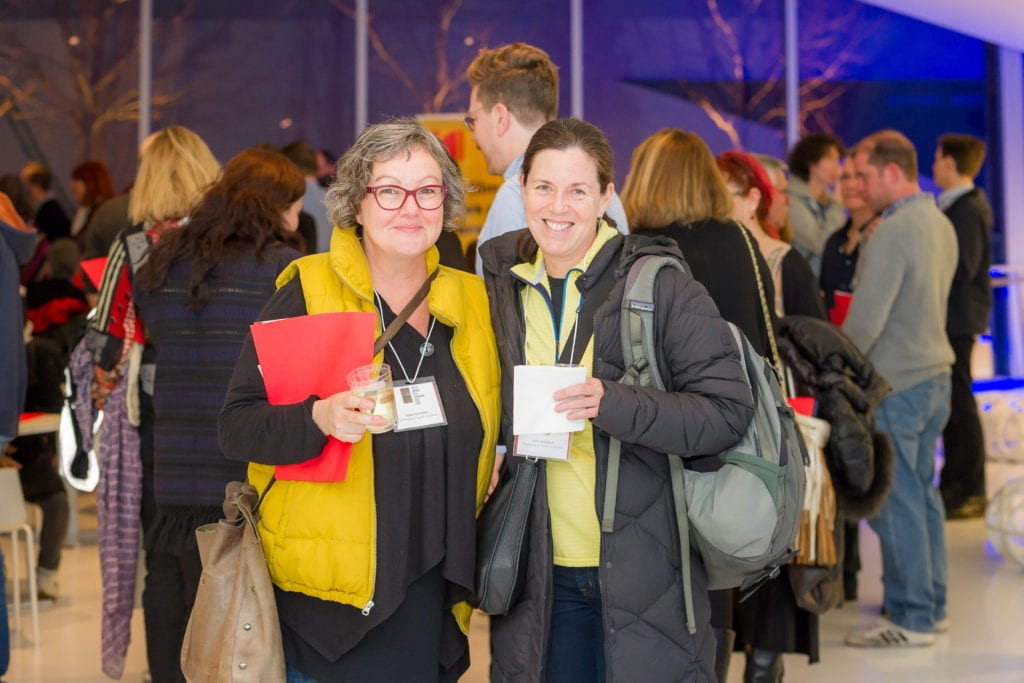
[{"x1": 0, "y1": 467, "x2": 40, "y2": 646}]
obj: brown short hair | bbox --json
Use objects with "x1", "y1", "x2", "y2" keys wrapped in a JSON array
[
  {"x1": 856, "y1": 129, "x2": 918, "y2": 182},
  {"x1": 787, "y1": 133, "x2": 845, "y2": 181},
  {"x1": 282, "y1": 140, "x2": 318, "y2": 176},
  {"x1": 621, "y1": 129, "x2": 732, "y2": 229},
  {"x1": 466, "y1": 42, "x2": 558, "y2": 128},
  {"x1": 938, "y1": 134, "x2": 986, "y2": 179}
]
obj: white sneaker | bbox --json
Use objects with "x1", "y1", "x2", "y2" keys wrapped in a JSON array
[
  {"x1": 37, "y1": 567, "x2": 59, "y2": 601},
  {"x1": 934, "y1": 617, "x2": 950, "y2": 633},
  {"x1": 844, "y1": 617, "x2": 935, "y2": 647}
]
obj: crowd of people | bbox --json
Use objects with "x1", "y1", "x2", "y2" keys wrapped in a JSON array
[{"x1": 1, "y1": 39, "x2": 994, "y2": 683}]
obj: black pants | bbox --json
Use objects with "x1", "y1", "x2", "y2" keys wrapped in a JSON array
[
  {"x1": 137, "y1": 391, "x2": 199, "y2": 683},
  {"x1": 35, "y1": 490, "x2": 69, "y2": 570},
  {"x1": 940, "y1": 334, "x2": 986, "y2": 506},
  {"x1": 141, "y1": 540, "x2": 203, "y2": 683}
]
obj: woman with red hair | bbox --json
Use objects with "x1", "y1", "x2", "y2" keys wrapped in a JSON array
[
  {"x1": 69, "y1": 159, "x2": 116, "y2": 253},
  {"x1": 717, "y1": 151, "x2": 825, "y2": 320},
  {"x1": 716, "y1": 149, "x2": 825, "y2": 681}
]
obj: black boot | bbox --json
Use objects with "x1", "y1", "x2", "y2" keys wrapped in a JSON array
[
  {"x1": 711, "y1": 628, "x2": 735, "y2": 683},
  {"x1": 743, "y1": 648, "x2": 784, "y2": 683}
]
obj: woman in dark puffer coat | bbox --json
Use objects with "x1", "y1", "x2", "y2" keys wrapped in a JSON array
[{"x1": 481, "y1": 119, "x2": 754, "y2": 682}]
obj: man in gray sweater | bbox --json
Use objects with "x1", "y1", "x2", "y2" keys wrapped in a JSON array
[{"x1": 842, "y1": 130, "x2": 957, "y2": 649}]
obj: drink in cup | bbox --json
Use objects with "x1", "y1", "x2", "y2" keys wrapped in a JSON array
[{"x1": 347, "y1": 363, "x2": 397, "y2": 434}]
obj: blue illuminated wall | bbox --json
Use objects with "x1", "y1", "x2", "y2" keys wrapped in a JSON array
[{"x1": 0, "y1": 0, "x2": 1004, "y2": 230}]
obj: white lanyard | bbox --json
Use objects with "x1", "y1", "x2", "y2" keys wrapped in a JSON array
[{"x1": 374, "y1": 290, "x2": 437, "y2": 384}]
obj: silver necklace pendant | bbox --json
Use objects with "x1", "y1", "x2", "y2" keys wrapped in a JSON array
[{"x1": 419, "y1": 340, "x2": 434, "y2": 357}]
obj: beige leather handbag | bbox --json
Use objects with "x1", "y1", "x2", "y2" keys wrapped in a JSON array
[{"x1": 181, "y1": 480, "x2": 284, "y2": 682}]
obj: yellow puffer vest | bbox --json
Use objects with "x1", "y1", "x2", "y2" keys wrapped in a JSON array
[{"x1": 249, "y1": 227, "x2": 499, "y2": 631}]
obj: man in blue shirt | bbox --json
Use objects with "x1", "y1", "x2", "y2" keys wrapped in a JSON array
[{"x1": 465, "y1": 42, "x2": 627, "y2": 275}]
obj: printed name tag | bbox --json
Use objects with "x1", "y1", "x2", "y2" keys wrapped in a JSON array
[
  {"x1": 513, "y1": 432, "x2": 572, "y2": 460},
  {"x1": 394, "y1": 377, "x2": 447, "y2": 432}
]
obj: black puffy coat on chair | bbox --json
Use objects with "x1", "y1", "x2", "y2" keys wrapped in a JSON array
[{"x1": 777, "y1": 315, "x2": 895, "y2": 519}]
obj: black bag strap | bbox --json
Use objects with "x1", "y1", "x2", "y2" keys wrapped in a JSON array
[{"x1": 374, "y1": 268, "x2": 439, "y2": 356}]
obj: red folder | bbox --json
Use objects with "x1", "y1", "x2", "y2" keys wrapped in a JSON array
[
  {"x1": 829, "y1": 291, "x2": 852, "y2": 327},
  {"x1": 250, "y1": 312, "x2": 377, "y2": 482}
]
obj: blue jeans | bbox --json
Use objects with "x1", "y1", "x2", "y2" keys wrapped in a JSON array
[
  {"x1": 547, "y1": 566, "x2": 605, "y2": 683},
  {"x1": 286, "y1": 664, "x2": 316, "y2": 682},
  {"x1": 870, "y1": 374, "x2": 951, "y2": 632}
]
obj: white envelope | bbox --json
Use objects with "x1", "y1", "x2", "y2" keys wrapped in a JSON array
[{"x1": 512, "y1": 364, "x2": 587, "y2": 435}]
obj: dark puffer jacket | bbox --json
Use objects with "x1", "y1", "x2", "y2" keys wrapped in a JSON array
[
  {"x1": 481, "y1": 231, "x2": 754, "y2": 682},
  {"x1": 777, "y1": 315, "x2": 894, "y2": 518}
]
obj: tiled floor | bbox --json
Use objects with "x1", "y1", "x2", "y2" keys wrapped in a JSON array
[{"x1": 4, "y1": 465, "x2": 1024, "y2": 682}]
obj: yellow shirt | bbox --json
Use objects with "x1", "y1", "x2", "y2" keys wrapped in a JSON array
[{"x1": 511, "y1": 223, "x2": 618, "y2": 567}]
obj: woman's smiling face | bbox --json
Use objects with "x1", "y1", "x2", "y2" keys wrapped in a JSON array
[{"x1": 521, "y1": 147, "x2": 613, "y2": 277}]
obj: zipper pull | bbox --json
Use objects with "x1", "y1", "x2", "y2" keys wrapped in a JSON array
[{"x1": 361, "y1": 600, "x2": 375, "y2": 616}]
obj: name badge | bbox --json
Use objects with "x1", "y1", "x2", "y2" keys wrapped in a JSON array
[
  {"x1": 394, "y1": 377, "x2": 447, "y2": 432},
  {"x1": 513, "y1": 432, "x2": 572, "y2": 460}
]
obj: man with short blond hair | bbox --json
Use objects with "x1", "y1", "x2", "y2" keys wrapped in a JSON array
[
  {"x1": 932, "y1": 133, "x2": 994, "y2": 519},
  {"x1": 466, "y1": 42, "x2": 627, "y2": 274},
  {"x1": 843, "y1": 129, "x2": 957, "y2": 649}
]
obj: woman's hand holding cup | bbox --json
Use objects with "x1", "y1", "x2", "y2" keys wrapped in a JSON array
[{"x1": 312, "y1": 391, "x2": 387, "y2": 443}]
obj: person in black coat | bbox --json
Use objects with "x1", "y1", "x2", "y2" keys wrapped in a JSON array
[
  {"x1": 623, "y1": 129, "x2": 817, "y2": 682},
  {"x1": 932, "y1": 134, "x2": 994, "y2": 519},
  {"x1": 483, "y1": 120, "x2": 752, "y2": 683},
  {"x1": 624, "y1": 130, "x2": 775, "y2": 358},
  {"x1": 22, "y1": 163, "x2": 71, "y2": 242},
  {"x1": 715, "y1": 147, "x2": 827, "y2": 680}
]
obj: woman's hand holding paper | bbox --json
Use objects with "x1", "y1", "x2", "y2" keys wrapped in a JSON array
[{"x1": 552, "y1": 378, "x2": 605, "y2": 421}]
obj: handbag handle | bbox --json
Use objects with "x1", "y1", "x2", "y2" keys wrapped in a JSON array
[
  {"x1": 250, "y1": 268, "x2": 441, "y2": 509},
  {"x1": 735, "y1": 221, "x2": 788, "y2": 399}
]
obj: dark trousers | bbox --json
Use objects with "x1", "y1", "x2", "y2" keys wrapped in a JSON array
[
  {"x1": 137, "y1": 391, "x2": 202, "y2": 683},
  {"x1": 548, "y1": 566, "x2": 605, "y2": 683},
  {"x1": 141, "y1": 542, "x2": 203, "y2": 683},
  {"x1": 940, "y1": 335, "x2": 986, "y2": 506},
  {"x1": 35, "y1": 490, "x2": 69, "y2": 571}
]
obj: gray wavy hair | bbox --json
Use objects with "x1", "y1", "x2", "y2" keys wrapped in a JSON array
[{"x1": 325, "y1": 118, "x2": 467, "y2": 231}]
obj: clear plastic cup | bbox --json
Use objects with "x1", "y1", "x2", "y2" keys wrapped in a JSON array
[{"x1": 346, "y1": 363, "x2": 397, "y2": 434}]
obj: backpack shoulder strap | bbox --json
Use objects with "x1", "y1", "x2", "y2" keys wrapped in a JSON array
[
  {"x1": 617, "y1": 254, "x2": 686, "y2": 392},
  {"x1": 602, "y1": 253, "x2": 686, "y2": 532},
  {"x1": 603, "y1": 252, "x2": 707, "y2": 636}
]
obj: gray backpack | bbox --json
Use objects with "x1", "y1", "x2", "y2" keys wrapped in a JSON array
[{"x1": 599, "y1": 254, "x2": 807, "y2": 635}]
